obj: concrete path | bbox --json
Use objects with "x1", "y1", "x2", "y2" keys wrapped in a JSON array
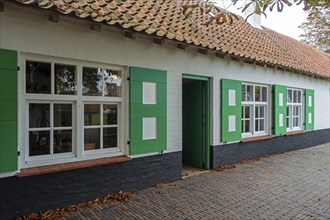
[{"x1": 62, "y1": 143, "x2": 330, "y2": 220}]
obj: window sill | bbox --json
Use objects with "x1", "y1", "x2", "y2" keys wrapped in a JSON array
[
  {"x1": 17, "y1": 155, "x2": 132, "y2": 177},
  {"x1": 285, "y1": 130, "x2": 305, "y2": 136},
  {"x1": 241, "y1": 135, "x2": 273, "y2": 143}
]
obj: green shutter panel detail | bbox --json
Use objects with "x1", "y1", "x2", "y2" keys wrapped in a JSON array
[
  {"x1": 129, "y1": 66, "x2": 167, "y2": 155},
  {"x1": 305, "y1": 89, "x2": 314, "y2": 130},
  {"x1": 0, "y1": 48, "x2": 18, "y2": 173},
  {"x1": 221, "y1": 79, "x2": 242, "y2": 142},
  {"x1": 272, "y1": 85, "x2": 287, "y2": 135}
]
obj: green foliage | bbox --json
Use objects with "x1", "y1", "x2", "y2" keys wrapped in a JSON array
[
  {"x1": 183, "y1": 0, "x2": 329, "y2": 26},
  {"x1": 299, "y1": 2, "x2": 330, "y2": 53}
]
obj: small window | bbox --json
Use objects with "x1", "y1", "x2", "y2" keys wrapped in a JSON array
[
  {"x1": 287, "y1": 88, "x2": 303, "y2": 131},
  {"x1": 82, "y1": 67, "x2": 122, "y2": 97},
  {"x1": 28, "y1": 103, "x2": 73, "y2": 156},
  {"x1": 242, "y1": 83, "x2": 269, "y2": 137},
  {"x1": 84, "y1": 104, "x2": 118, "y2": 150}
]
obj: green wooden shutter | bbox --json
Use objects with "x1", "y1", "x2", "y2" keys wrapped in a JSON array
[
  {"x1": 221, "y1": 79, "x2": 242, "y2": 142},
  {"x1": 273, "y1": 85, "x2": 287, "y2": 135},
  {"x1": 305, "y1": 89, "x2": 314, "y2": 130},
  {"x1": 129, "y1": 66, "x2": 167, "y2": 155},
  {"x1": 0, "y1": 48, "x2": 18, "y2": 173}
]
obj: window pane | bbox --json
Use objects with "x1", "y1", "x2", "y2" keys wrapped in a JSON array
[
  {"x1": 55, "y1": 64, "x2": 77, "y2": 95},
  {"x1": 29, "y1": 104, "x2": 50, "y2": 128},
  {"x1": 260, "y1": 119, "x2": 265, "y2": 131},
  {"x1": 293, "y1": 90, "x2": 298, "y2": 103},
  {"x1": 294, "y1": 106, "x2": 300, "y2": 116},
  {"x1": 255, "y1": 106, "x2": 259, "y2": 118},
  {"x1": 255, "y1": 86, "x2": 260, "y2": 102},
  {"x1": 54, "y1": 130, "x2": 72, "y2": 154},
  {"x1": 82, "y1": 67, "x2": 102, "y2": 96},
  {"x1": 84, "y1": 128, "x2": 100, "y2": 150},
  {"x1": 241, "y1": 120, "x2": 244, "y2": 132},
  {"x1": 103, "y1": 127, "x2": 118, "y2": 148},
  {"x1": 247, "y1": 85, "x2": 253, "y2": 101},
  {"x1": 288, "y1": 90, "x2": 292, "y2": 103},
  {"x1": 104, "y1": 70, "x2": 122, "y2": 97},
  {"x1": 286, "y1": 117, "x2": 290, "y2": 128},
  {"x1": 286, "y1": 106, "x2": 290, "y2": 116},
  {"x1": 242, "y1": 85, "x2": 246, "y2": 101},
  {"x1": 245, "y1": 120, "x2": 250, "y2": 133},
  {"x1": 260, "y1": 106, "x2": 265, "y2": 118},
  {"x1": 242, "y1": 106, "x2": 245, "y2": 118},
  {"x1": 26, "y1": 61, "x2": 51, "y2": 94},
  {"x1": 104, "y1": 105, "x2": 118, "y2": 125},
  {"x1": 255, "y1": 119, "x2": 259, "y2": 131},
  {"x1": 245, "y1": 106, "x2": 250, "y2": 119},
  {"x1": 29, "y1": 131, "x2": 50, "y2": 156},
  {"x1": 293, "y1": 118, "x2": 299, "y2": 127},
  {"x1": 84, "y1": 104, "x2": 100, "y2": 126},
  {"x1": 298, "y1": 90, "x2": 301, "y2": 103},
  {"x1": 54, "y1": 104, "x2": 72, "y2": 127},
  {"x1": 262, "y1": 87, "x2": 267, "y2": 102}
]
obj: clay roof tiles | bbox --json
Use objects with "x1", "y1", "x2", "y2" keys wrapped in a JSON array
[{"x1": 16, "y1": 0, "x2": 330, "y2": 79}]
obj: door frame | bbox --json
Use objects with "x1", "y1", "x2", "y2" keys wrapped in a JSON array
[{"x1": 182, "y1": 74, "x2": 210, "y2": 169}]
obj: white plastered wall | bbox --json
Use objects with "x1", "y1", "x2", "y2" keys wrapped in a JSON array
[{"x1": 1, "y1": 2, "x2": 329, "y2": 158}]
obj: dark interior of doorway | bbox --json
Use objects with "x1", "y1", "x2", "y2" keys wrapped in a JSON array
[{"x1": 182, "y1": 78, "x2": 209, "y2": 177}]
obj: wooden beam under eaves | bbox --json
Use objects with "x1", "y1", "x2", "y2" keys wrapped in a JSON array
[
  {"x1": 125, "y1": 31, "x2": 136, "y2": 40},
  {"x1": 153, "y1": 37, "x2": 164, "y2": 45},
  {"x1": 90, "y1": 23, "x2": 101, "y2": 32},
  {"x1": 0, "y1": 2, "x2": 4, "y2": 12},
  {"x1": 198, "y1": 48, "x2": 208, "y2": 55},
  {"x1": 216, "y1": 52, "x2": 226, "y2": 59},
  {"x1": 177, "y1": 43, "x2": 188, "y2": 50},
  {"x1": 230, "y1": 55, "x2": 240, "y2": 62},
  {"x1": 49, "y1": 13, "x2": 59, "y2": 23}
]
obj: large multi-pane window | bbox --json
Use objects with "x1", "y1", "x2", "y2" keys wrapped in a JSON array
[
  {"x1": 242, "y1": 83, "x2": 269, "y2": 137},
  {"x1": 286, "y1": 88, "x2": 302, "y2": 131},
  {"x1": 23, "y1": 56, "x2": 124, "y2": 165}
]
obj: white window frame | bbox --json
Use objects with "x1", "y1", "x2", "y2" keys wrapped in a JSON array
[
  {"x1": 242, "y1": 83, "x2": 270, "y2": 138},
  {"x1": 286, "y1": 88, "x2": 303, "y2": 132},
  {"x1": 19, "y1": 53, "x2": 128, "y2": 168}
]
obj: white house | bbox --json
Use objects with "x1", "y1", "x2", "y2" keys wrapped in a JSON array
[{"x1": 0, "y1": 0, "x2": 329, "y2": 218}]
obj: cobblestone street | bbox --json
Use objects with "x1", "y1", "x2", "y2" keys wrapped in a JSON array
[{"x1": 62, "y1": 144, "x2": 330, "y2": 220}]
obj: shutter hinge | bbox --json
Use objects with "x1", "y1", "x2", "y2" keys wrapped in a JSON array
[
  {"x1": 127, "y1": 140, "x2": 130, "y2": 145},
  {"x1": 303, "y1": 123, "x2": 305, "y2": 125},
  {"x1": 127, "y1": 77, "x2": 130, "y2": 81},
  {"x1": 17, "y1": 66, "x2": 20, "y2": 71},
  {"x1": 17, "y1": 151, "x2": 20, "y2": 156}
]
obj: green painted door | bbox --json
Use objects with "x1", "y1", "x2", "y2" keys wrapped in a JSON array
[{"x1": 182, "y1": 77, "x2": 209, "y2": 169}]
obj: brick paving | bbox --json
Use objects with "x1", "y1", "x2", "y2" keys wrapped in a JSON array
[{"x1": 62, "y1": 143, "x2": 330, "y2": 220}]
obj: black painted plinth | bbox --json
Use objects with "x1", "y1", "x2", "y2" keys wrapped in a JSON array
[
  {"x1": 0, "y1": 151, "x2": 182, "y2": 219},
  {"x1": 211, "y1": 129, "x2": 330, "y2": 168}
]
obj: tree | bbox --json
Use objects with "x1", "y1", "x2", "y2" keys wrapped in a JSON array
[
  {"x1": 183, "y1": 0, "x2": 329, "y2": 26},
  {"x1": 299, "y1": 4, "x2": 330, "y2": 53}
]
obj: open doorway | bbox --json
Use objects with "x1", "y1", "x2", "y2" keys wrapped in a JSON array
[{"x1": 182, "y1": 75, "x2": 210, "y2": 177}]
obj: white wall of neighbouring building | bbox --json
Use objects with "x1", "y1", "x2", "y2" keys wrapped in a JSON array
[{"x1": 1, "y1": 2, "x2": 329, "y2": 159}]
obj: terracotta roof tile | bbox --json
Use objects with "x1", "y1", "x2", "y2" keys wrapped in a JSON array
[{"x1": 15, "y1": 0, "x2": 330, "y2": 79}]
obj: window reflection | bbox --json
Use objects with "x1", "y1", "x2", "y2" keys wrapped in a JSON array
[
  {"x1": 55, "y1": 64, "x2": 77, "y2": 95},
  {"x1": 104, "y1": 70, "x2": 122, "y2": 97},
  {"x1": 82, "y1": 67, "x2": 102, "y2": 96},
  {"x1": 29, "y1": 104, "x2": 50, "y2": 128},
  {"x1": 26, "y1": 61, "x2": 51, "y2": 94},
  {"x1": 84, "y1": 104, "x2": 100, "y2": 126}
]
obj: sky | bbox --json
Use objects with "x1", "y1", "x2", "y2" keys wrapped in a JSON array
[{"x1": 215, "y1": 0, "x2": 308, "y2": 40}]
